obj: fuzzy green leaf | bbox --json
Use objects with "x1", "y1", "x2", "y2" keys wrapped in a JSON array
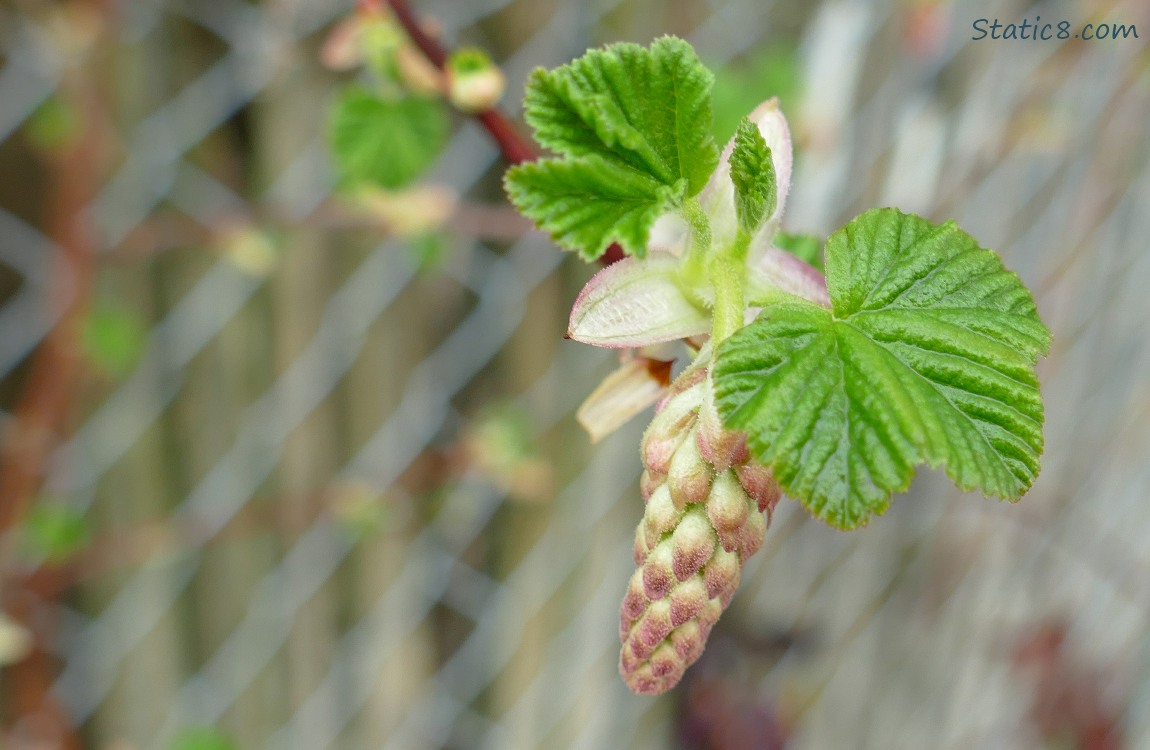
[
  {"x1": 506, "y1": 156, "x2": 686, "y2": 261},
  {"x1": 775, "y1": 231, "x2": 824, "y2": 273},
  {"x1": 729, "y1": 117, "x2": 777, "y2": 235},
  {"x1": 329, "y1": 88, "x2": 448, "y2": 190},
  {"x1": 506, "y1": 37, "x2": 718, "y2": 259},
  {"x1": 713, "y1": 208, "x2": 1050, "y2": 529}
]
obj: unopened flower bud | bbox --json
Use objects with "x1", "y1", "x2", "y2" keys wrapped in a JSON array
[
  {"x1": 641, "y1": 382, "x2": 703, "y2": 474},
  {"x1": 736, "y1": 501, "x2": 768, "y2": 558},
  {"x1": 622, "y1": 568, "x2": 647, "y2": 621},
  {"x1": 641, "y1": 540, "x2": 676, "y2": 600},
  {"x1": 706, "y1": 469, "x2": 752, "y2": 550},
  {"x1": 446, "y1": 47, "x2": 506, "y2": 113},
  {"x1": 640, "y1": 469, "x2": 665, "y2": 501},
  {"x1": 632, "y1": 599, "x2": 673, "y2": 659},
  {"x1": 670, "y1": 507, "x2": 716, "y2": 581},
  {"x1": 668, "y1": 429, "x2": 712, "y2": 508},
  {"x1": 620, "y1": 366, "x2": 782, "y2": 696},
  {"x1": 668, "y1": 575, "x2": 709, "y2": 627},
  {"x1": 696, "y1": 383, "x2": 749, "y2": 471},
  {"x1": 632, "y1": 523, "x2": 650, "y2": 565},
  {"x1": 644, "y1": 485, "x2": 683, "y2": 549},
  {"x1": 736, "y1": 460, "x2": 781, "y2": 515},
  {"x1": 703, "y1": 545, "x2": 741, "y2": 600}
]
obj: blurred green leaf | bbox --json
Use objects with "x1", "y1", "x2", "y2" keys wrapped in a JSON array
[
  {"x1": 169, "y1": 728, "x2": 239, "y2": 750},
  {"x1": 331, "y1": 481, "x2": 390, "y2": 541},
  {"x1": 26, "y1": 96, "x2": 81, "y2": 153},
  {"x1": 775, "y1": 231, "x2": 824, "y2": 273},
  {"x1": 409, "y1": 231, "x2": 450, "y2": 274},
  {"x1": 711, "y1": 46, "x2": 800, "y2": 144},
  {"x1": 22, "y1": 504, "x2": 89, "y2": 564},
  {"x1": 329, "y1": 88, "x2": 449, "y2": 190},
  {"x1": 82, "y1": 303, "x2": 147, "y2": 377}
]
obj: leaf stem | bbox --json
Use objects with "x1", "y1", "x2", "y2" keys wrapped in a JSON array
[
  {"x1": 709, "y1": 232, "x2": 750, "y2": 344},
  {"x1": 680, "y1": 197, "x2": 711, "y2": 288}
]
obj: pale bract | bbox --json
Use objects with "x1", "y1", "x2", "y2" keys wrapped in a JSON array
[{"x1": 569, "y1": 100, "x2": 828, "y2": 440}]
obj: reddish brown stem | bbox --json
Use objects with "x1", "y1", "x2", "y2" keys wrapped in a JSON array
[
  {"x1": 380, "y1": 0, "x2": 624, "y2": 264},
  {"x1": 383, "y1": 0, "x2": 535, "y2": 164}
]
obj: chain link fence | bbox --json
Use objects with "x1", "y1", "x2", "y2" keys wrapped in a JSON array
[{"x1": 1, "y1": 0, "x2": 1148, "y2": 747}]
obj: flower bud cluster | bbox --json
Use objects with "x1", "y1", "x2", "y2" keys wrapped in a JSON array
[{"x1": 620, "y1": 371, "x2": 781, "y2": 695}]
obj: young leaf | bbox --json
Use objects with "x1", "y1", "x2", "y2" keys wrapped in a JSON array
[
  {"x1": 729, "y1": 117, "x2": 776, "y2": 235},
  {"x1": 329, "y1": 88, "x2": 448, "y2": 190},
  {"x1": 775, "y1": 231, "x2": 824, "y2": 273},
  {"x1": 505, "y1": 37, "x2": 719, "y2": 259},
  {"x1": 713, "y1": 208, "x2": 1050, "y2": 529},
  {"x1": 506, "y1": 157, "x2": 685, "y2": 261}
]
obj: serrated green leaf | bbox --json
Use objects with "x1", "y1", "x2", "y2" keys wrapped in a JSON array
[
  {"x1": 525, "y1": 37, "x2": 718, "y2": 193},
  {"x1": 506, "y1": 156, "x2": 685, "y2": 260},
  {"x1": 507, "y1": 37, "x2": 718, "y2": 260},
  {"x1": 713, "y1": 208, "x2": 1050, "y2": 529},
  {"x1": 329, "y1": 88, "x2": 448, "y2": 190},
  {"x1": 729, "y1": 117, "x2": 776, "y2": 235},
  {"x1": 775, "y1": 231, "x2": 824, "y2": 273}
]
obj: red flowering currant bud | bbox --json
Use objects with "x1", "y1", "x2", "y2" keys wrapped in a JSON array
[
  {"x1": 640, "y1": 382, "x2": 702, "y2": 474},
  {"x1": 620, "y1": 371, "x2": 782, "y2": 695}
]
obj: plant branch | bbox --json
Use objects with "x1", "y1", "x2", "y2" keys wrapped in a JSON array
[
  {"x1": 382, "y1": 0, "x2": 536, "y2": 165},
  {"x1": 380, "y1": 0, "x2": 625, "y2": 264}
]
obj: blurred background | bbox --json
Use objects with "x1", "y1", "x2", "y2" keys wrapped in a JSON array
[{"x1": 1, "y1": 0, "x2": 1148, "y2": 747}]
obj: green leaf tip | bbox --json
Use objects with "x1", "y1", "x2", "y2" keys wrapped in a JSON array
[
  {"x1": 505, "y1": 36, "x2": 719, "y2": 261},
  {"x1": 729, "y1": 117, "x2": 777, "y2": 235},
  {"x1": 712, "y1": 207, "x2": 1051, "y2": 529}
]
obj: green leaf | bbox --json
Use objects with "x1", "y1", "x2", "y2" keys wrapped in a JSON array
[
  {"x1": 713, "y1": 208, "x2": 1050, "y2": 529},
  {"x1": 329, "y1": 88, "x2": 448, "y2": 190},
  {"x1": 169, "y1": 728, "x2": 239, "y2": 750},
  {"x1": 83, "y1": 304, "x2": 147, "y2": 378},
  {"x1": 506, "y1": 36, "x2": 718, "y2": 260},
  {"x1": 775, "y1": 231, "x2": 824, "y2": 273},
  {"x1": 711, "y1": 45, "x2": 800, "y2": 143},
  {"x1": 22, "y1": 504, "x2": 89, "y2": 564},
  {"x1": 506, "y1": 157, "x2": 685, "y2": 261},
  {"x1": 729, "y1": 117, "x2": 777, "y2": 235}
]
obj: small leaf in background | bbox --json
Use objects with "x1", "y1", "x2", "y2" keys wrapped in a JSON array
[
  {"x1": 26, "y1": 96, "x2": 82, "y2": 153},
  {"x1": 330, "y1": 480, "x2": 390, "y2": 541},
  {"x1": 218, "y1": 226, "x2": 280, "y2": 277},
  {"x1": 408, "y1": 231, "x2": 451, "y2": 275},
  {"x1": 357, "y1": 9, "x2": 406, "y2": 79},
  {"x1": 460, "y1": 404, "x2": 555, "y2": 503},
  {"x1": 169, "y1": 728, "x2": 239, "y2": 750},
  {"x1": 775, "y1": 231, "x2": 824, "y2": 273},
  {"x1": 329, "y1": 88, "x2": 449, "y2": 190},
  {"x1": 82, "y1": 303, "x2": 147, "y2": 378},
  {"x1": 728, "y1": 117, "x2": 777, "y2": 235},
  {"x1": 711, "y1": 45, "x2": 800, "y2": 144},
  {"x1": 22, "y1": 504, "x2": 90, "y2": 564},
  {"x1": 714, "y1": 208, "x2": 1050, "y2": 529},
  {"x1": 506, "y1": 36, "x2": 719, "y2": 260}
]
